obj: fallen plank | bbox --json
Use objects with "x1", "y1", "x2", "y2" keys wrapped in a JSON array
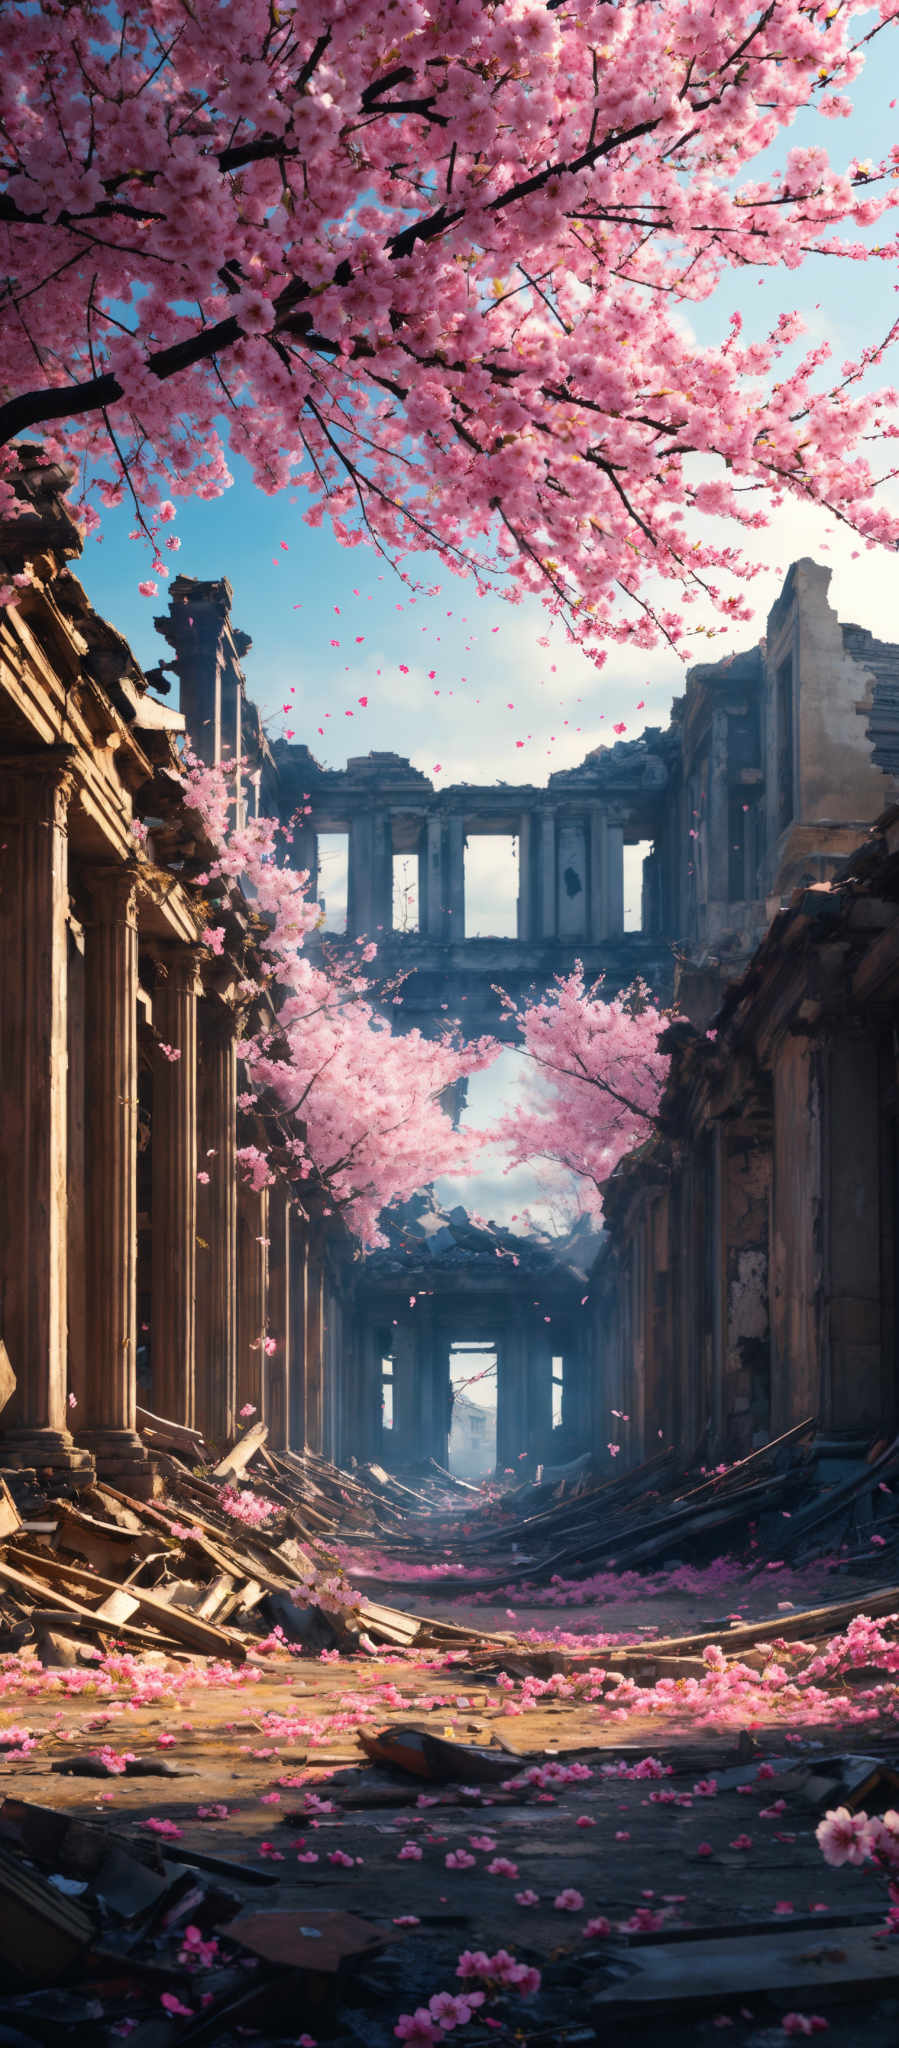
[
  {"x1": 776, "y1": 1433, "x2": 899, "y2": 1555},
  {"x1": 93, "y1": 1586, "x2": 141, "y2": 1627},
  {"x1": 97, "y1": 1484, "x2": 298, "y2": 1594},
  {"x1": 673, "y1": 1416, "x2": 816, "y2": 1505},
  {"x1": 213, "y1": 1420, "x2": 269, "y2": 1480},
  {"x1": 1, "y1": 1545, "x2": 245, "y2": 1661},
  {"x1": 606, "y1": 1580, "x2": 899, "y2": 1665},
  {"x1": 0, "y1": 1559, "x2": 189, "y2": 1655},
  {"x1": 136, "y1": 1404, "x2": 207, "y2": 1457},
  {"x1": 589, "y1": 1922, "x2": 899, "y2": 2019},
  {"x1": 0, "y1": 1474, "x2": 21, "y2": 1542},
  {"x1": 54, "y1": 1501, "x2": 156, "y2": 1574},
  {"x1": 0, "y1": 1338, "x2": 16, "y2": 1418}
]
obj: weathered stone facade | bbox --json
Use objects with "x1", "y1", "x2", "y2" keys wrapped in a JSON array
[
  {"x1": 354, "y1": 1203, "x2": 590, "y2": 1473},
  {"x1": 591, "y1": 813, "x2": 899, "y2": 1468},
  {"x1": 0, "y1": 461, "x2": 351, "y2": 1488}
]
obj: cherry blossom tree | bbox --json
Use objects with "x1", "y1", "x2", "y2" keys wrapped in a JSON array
[
  {"x1": 3, "y1": 1, "x2": 899, "y2": 648},
  {"x1": 182, "y1": 757, "x2": 495, "y2": 1246},
  {"x1": 493, "y1": 968, "x2": 670, "y2": 1223}
]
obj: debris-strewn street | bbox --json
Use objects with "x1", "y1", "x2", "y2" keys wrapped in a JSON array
[{"x1": 2, "y1": 1422, "x2": 899, "y2": 2044}]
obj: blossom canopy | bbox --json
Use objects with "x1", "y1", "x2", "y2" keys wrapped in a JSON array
[{"x1": 2, "y1": 0, "x2": 899, "y2": 649}]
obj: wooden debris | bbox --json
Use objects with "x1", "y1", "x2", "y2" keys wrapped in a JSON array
[
  {"x1": 213, "y1": 1419, "x2": 268, "y2": 1479},
  {"x1": 589, "y1": 1921, "x2": 899, "y2": 2019},
  {"x1": 0, "y1": 1840, "x2": 94, "y2": 1986},
  {"x1": 0, "y1": 1474, "x2": 20, "y2": 1542},
  {"x1": 0, "y1": 1338, "x2": 16, "y2": 1418},
  {"x1": 135, "y1": 1405, "x2": 207, "y2": 1458}
]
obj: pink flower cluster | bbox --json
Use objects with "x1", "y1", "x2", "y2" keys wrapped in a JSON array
[
  {"x1": 394, "y1": 1947, "x2": 541, "y2": 2042},
  {"x1": 219, "y1": 1485, "x2": 280, "y2": 1527}
]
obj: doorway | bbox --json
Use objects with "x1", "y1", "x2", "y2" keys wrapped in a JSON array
[{"x1": 448, "y1": 1342, "x2": 497, "y2": 1479}]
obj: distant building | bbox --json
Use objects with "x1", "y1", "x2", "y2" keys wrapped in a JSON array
[{"x1": 449, "y1": 1392, "x2": 496, "y2": 1480}]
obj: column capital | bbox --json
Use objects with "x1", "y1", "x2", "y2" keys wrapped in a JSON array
[
  {"x1": 0, "y1": 745, "x2": 79, "y2": 829},
  {"x1": 152, "y1": 941, "x2": 205, "y2": 1000},
  {"x1": 84, "y1": 861, "x2": 140, "y2": 928}
]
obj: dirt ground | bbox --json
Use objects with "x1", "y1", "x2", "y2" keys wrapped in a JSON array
[{"x1": 1, "y1": 1566, "x2": 898, "y2": 2046}]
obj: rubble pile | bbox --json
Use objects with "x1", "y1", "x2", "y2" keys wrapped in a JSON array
[
  {"x1": 337, "y1": 1419, "x2": 899, "y2": 1599},
  {"x1": 0, "y1": 1413, "x2": 514, "y2": 1669},
  {"x1": 0, "y1": 1421, "x2": 899, "y2": 2041}
]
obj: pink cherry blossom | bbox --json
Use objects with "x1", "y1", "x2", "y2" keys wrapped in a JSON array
[
  {"x1": 394, "y1": 2012, "x2": 439, "y2": 2045},
  {"x1": 816, "y1": 1807, "x2": 878, "y2": 1867},
  {"x1": 3, "y1": 1, "x2": 899, "y2": 654},
  {"x1": 492, "y1": 972, "x2": 671, "y2": 1225}
]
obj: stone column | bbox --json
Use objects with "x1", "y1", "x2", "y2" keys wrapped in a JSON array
[
  {"x1": 603, "y1": 821, "x2": 625, "y2": 936},
  {"x1": 588, "y1": 804, "x2": 606, "y2": 940},
  {"x1": 539, "y1": 808, "x2": 557, "y2": 938},
  {"x1": 150, "y1": 947, "x2": 202, "y2": 1428},
  {"x1": 265, "y1": 1180, "x2": 289, "y2": 1449},
  {"x1": 527, "y1": 1329, "x2": 553, "y2": 1460},
  {"x1": 447, "y1": 816, "x2": 466, "y2": 935},
  {"x1": 0, "y1": 751, "x2": 90, "y2": 1472},
  {"x1": 305, "y1": 1228, "x2": 325, "y2": 1452},
  {"x1": 287, "y1": 1204, "x2": 308, "y2": 1450},
  {"x1": 372, "y1": 810, "x2": 394, "y2": 934},
  {"x1": 424, "y1": 816, "x2": 446, "y2": 938},
  {"x1": 195, "y1": 1001, "x2": 239, "y2": 1446},
  {"x1": 237, "y1": 1178, "x2": 269, "y2": 1426},
  {"x1": 77, "y1": 866, "x2": 149, "y2": 1485},
  {"x1": 390, "y1": 1319, "x2": 417, "y2": 1463},
  {"x1": 558, "y1": 818, "x2": 588, "y2": 938},
  {"x1": 517, "y1": 812, "x2": 533, "y2": 939},
  {"x1": 497, "y1": 1320, "x2": 526, "y2": 1470},
  {"x1": 347, "y1": 810, "x2": 375, "y2": 938}
]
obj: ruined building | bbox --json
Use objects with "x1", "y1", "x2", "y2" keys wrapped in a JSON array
[
  {"x1": 0, "y1": 458, "x2": 354, "y2": 1491},
  {"x1": 3, "y1": 451, "x2": 899, "y2": 1484}
]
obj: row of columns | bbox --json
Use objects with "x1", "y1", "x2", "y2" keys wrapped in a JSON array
[
  {"x1": 340, "y1": 802, "x2": 628, "y2": 942},
  {"x1": 0, "y1": 749, "x2": 337, "y2": 1490}
]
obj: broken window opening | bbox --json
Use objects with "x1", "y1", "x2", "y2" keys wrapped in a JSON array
[
  {"x1": 392, "y1": 852, "x2": 419, "y2": 933},
  {"x1": 463, "y1": 835, "x2": 519, "y2": 939},
  {"x1": 317, "y1": 831, "x2": 348, "y2": 933},
  {"x1": 728, "y1": 791, "x2": 760, "y2": 904},
  {"x1": 381, "y1": 1350, "x2": 394, "y2": 1432},
  {"x1": 448, "y1": 1343, "x2": 497, "y2": 1479},
  {"x1": 551, "y1": 1354, "x2": 564, "y2": 1431},
  {"x1": 623, "y1": 840, "x2": 652, "y2": 932}
]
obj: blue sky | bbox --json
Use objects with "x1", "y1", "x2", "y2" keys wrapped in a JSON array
[{"x1": 72, "y1": 31, "x2": 899, "y2": 1226}]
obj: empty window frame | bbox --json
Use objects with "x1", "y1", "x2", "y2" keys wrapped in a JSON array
[
  {"x1": 392, "y1": 852, "x2": 420, "y2": 932},
  {"x1": 463, "y1": 835, "x2": 519, "y2": 938},
  {"x1": 623, "y1": 840, "x2": 652, "y2": 931},
  {"x1": 317, "y1": 831, "x2": 349, "y2": 933},
  {"x1": 381, "y1": 1350, "x2": 394, "y2": 1432},
  {"x1": 551, "y1": 1354, "x2": 564, "y2": 1430}
]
